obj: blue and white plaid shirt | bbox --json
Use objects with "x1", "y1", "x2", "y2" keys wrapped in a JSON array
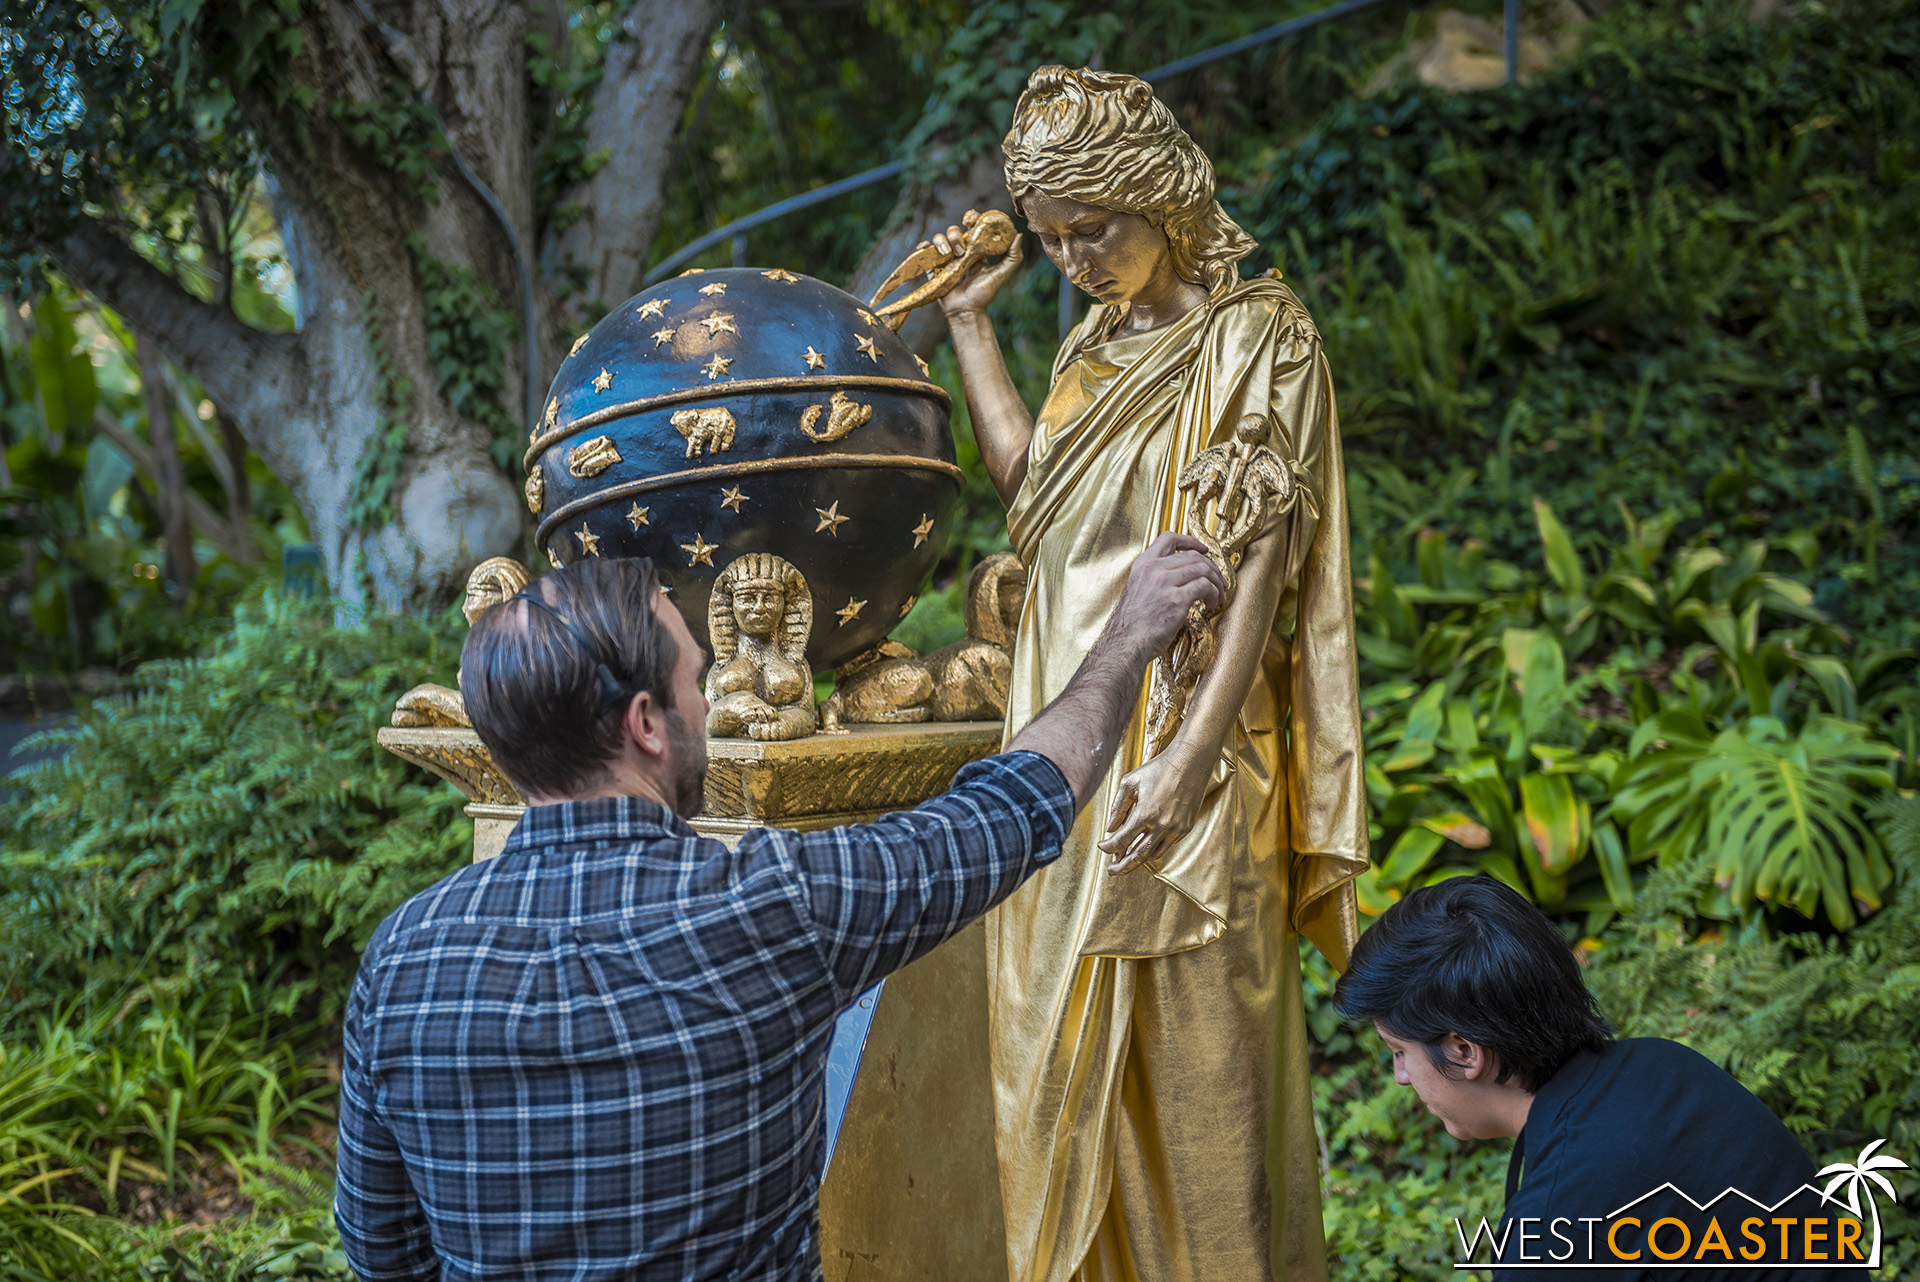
[{"x1": 334, "y1": 750, "x2": 1072, "y2": 1282}]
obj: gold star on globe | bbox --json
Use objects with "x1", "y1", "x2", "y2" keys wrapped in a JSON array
[
  {"x1": 575, "y1": 524, "x2": 601, "y2": 557},
  {"x1": 911, "y1": 514, "x2": 935, "y2": 547},
  {"x1": 803, "y1": 346, "x2": 826, "y2": 370},
  {"x1": 836, "y1": 597, "x2": 867, "y2": 626},
  {"x1": 636, "y1": 298, "x2": 668, "y2": 319},
  {"x1": 543, "y1": 398, "x2": 558, "y2": 428},
  {"x1": 592, "y1": 367, "x2": 613, "y2": 392},
  {"x1": 626, "y1": 503, "x2": 650, "y2": 530},
  {"x1": 899, "y1": 595, "x2": 917, "y2": 619},
  {"x1": 914, "y1": 355, "x2": 931, "y2": 376},
  {"x1": 681, "y1": 533, "x2": 717, "y2": 567},
  {"x1": 569, "y1": 333, "x2": 590, "y2": 357},
  {"x1": 678, "y1": 267, "x2": 705, "y2": 277},
  {"x1": 815, "y1": 501, "x2": 849, "y2": 536},
  {"x1": 719, "y1": 485, "x2": 748, "y2": 513},
  {"x1": 651, "y1": 326, "x2": 677, "y2": 348},
  {"x1": 698, "y1": 282, "x2": 728, "y2": 296},
  {"x1": 857, "y1": 308, "x2": 879, "y2": 326},
  {"x1": 699, "y1": 313, "x2": 736, "y2": 337},
  {"x1": 703, "y1": 354, "x2": 733, "y2": 380},
  {"x1": 762, "y1": 268, "x2": 800, "y2": 283},
  {"x1": 855, "y1": 334, "x2": 881, "y2": 363},
  {"x1": 547, "y1": 546, "x2": 562, "y2": 568}
]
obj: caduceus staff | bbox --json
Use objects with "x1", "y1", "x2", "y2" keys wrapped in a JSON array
[{"x1": 1142, "y1": 413, "x2": 1316, "y2": 760}]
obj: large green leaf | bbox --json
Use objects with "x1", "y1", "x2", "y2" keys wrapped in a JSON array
[
  {"x1": 1615, "y1": 714, "x2": 1896, "y2": 928},
  {"x1": 1590, "y1": 820, "x2": 1635, "y2": 911},
  {"x1": 1379, "y1": 680, "x2": 1446, "y2": 772},
  {"x1": 27, "y1": 298, "x2": 97, "y2": 440},
  {"x1": 1533, "y1": 498, "x2": 1586, "y2": 597},
  {"x1": 1377, "y1": 826, "x2": 1445, "y2": 885},
  {"x1": 1520, "y1": 771, "x2": 1590, "y2": 874}
]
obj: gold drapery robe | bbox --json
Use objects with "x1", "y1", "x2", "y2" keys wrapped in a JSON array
[{"x1": 987, "y1": 275, "x2": 1369, "y2": 1282}]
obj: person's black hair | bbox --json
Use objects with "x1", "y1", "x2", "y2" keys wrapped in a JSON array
[
  {"x1": 1332, "y1": 875, "x2": 1612, "y2": 1092},
  {"x1": 461, "y1": 558, "x2": 680, "y2": 798}
]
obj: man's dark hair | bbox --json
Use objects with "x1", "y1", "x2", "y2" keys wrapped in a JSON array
[
  {"x1": 1332, "y1": 875, "x2": 1612, "y2": 1092},
  {"x1": 461, "y1": 558, "x2": 680, "y2": 798}
]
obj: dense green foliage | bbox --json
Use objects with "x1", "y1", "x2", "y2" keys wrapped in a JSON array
[
  {"x1": 1358, "y1": 501, "x2": 1915, "y2": 931},
  {"x1": 1229, "y1": 1, "x2": 1920, "y2": 648},
  {"x1": 0, "y1": 595, "x2": 469, "y2": 1016},
  {"x1": 1, "y1": 281, "x2": 300, "y2": 673}
]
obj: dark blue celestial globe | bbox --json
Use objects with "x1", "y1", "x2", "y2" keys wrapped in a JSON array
[{"x1": 525, "y1": 268, "x2": 961, "y2": 670}]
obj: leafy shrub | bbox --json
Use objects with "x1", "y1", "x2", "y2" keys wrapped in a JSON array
[
  {"x1": 1220, "y1": 0, "x2": 1920, "y2": 650},
  {"x1": 1358, "y1": 490, "x2": 1913, "y2": 932},
  {"x1": 0, "y1": 976, "x2": 348, "y2": 1282},
  {"x1": 0, "y1": 593, "x2": 471, "y2": 1017}
]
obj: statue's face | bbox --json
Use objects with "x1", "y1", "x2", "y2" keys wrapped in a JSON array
[
  {"x1": 1023, "y1": 191, "x2": 1176, "y2": 308},
  {"x1": 462, "y1": 577, "x2": 507, "y2": 626},
  {"x1": 732, "y1": 584, "x2": 784, "y2": 639}
]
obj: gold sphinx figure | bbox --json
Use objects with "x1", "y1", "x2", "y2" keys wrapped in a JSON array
[
  {"x1": 821, "y1": 552, "x2": 1027, "y2": 729},
  {"x1": 705, "y1": 553, "x2": 819, "y2": 741},
  {"x1": 391, "y1": 556, "x2": 531, "y2": 728}
]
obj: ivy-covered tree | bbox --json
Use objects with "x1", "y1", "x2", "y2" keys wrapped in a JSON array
[
  {"x1": 5, "y1": 0, "x2": 725, "y2": 607},
  {"x1": 3, "y1": 0, "x2": 1397, "y2": 609}
]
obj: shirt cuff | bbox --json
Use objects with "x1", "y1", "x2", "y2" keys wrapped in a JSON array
[{"x1": 948, "y1": 750, "x2": 1077, "y2": 865}]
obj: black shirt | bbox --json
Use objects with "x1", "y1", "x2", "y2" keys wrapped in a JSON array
[{"x1": 1493, "y1": 1039, "x2": 1872, "y2": 1280}]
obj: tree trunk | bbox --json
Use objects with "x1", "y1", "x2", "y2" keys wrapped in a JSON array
[
  {"x1": 545, "y1": 0, "x2": 729, "y2": 324},
  {"x1": 217, "y1": 412, "x2": 255, "y2": 558},
  {"x1": 50, "y1": 0, "x2": 723, "y2": 610}
]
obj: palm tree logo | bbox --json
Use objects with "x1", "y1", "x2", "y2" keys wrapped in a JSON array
[{"x1": 1816, "y1": 1140, "x2": 1909, "y2": 1267}]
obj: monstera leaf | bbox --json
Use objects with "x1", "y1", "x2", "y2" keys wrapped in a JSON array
[{"x1": 1614, "y1": 712, "x2": 1898, "y2": 928}]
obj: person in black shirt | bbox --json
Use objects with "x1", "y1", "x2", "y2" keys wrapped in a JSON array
[{"x1": 1332, "y1": 877, "x2": 1874, "y2": 1280}]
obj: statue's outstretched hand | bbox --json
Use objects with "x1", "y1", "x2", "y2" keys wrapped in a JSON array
[
  {"x1": 937, "y1": 225, "x2": 1024, "y2": 319},
  {"x1": 1099, "y1": 748, "x2": 1207, "y2": 875}
]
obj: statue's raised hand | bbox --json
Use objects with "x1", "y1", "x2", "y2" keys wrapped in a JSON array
[{"x1": 936, "y1": 220, "x2": 1025, "y2": 319}]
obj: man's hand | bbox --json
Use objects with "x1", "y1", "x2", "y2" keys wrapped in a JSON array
[
  {"x1": 1005, "y1": 534, "x2": 1227, "y2": 809},
  {"x1": 1110, "y1": 532, "x2": 1227, "y2": 658}
]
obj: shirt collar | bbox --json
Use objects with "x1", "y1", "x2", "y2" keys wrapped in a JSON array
[{"x1": 500, "y1": 794, "x2": 698, "y2": 856}]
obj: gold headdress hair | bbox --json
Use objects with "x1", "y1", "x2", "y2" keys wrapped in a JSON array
[
  {"x1": 708, "y1": 552, "x2": 813, "y2": 664},
  {"x1": 461, "y1": 556, "x2": 532, "y2": 626},
  {"x1": 1001, "y1": 66, "x2": 1256, "y2": 295}
]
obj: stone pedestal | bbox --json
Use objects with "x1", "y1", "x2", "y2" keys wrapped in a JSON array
[{"x1": 375, "y1": 720, "x2": 1011, "y2": 1281}]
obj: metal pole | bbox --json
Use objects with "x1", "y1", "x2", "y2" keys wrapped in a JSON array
[
  {"x1": 1505, "y1": 0, "x2": 1519, "y2": 83},
  {"x1": 643, "y1": 162, "x2": 906, "y2": 285}
]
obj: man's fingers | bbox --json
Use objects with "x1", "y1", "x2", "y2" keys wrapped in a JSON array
[{"x1": 1145, "y1": 531, "x2": 1210, "y2": 559}]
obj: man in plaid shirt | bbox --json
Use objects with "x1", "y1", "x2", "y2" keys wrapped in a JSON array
[{"x1": 334, "y1": 534, "x2": 1225, "y2": 1281}]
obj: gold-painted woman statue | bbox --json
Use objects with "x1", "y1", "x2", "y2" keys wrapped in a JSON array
[{"x1": 932, "y1": 66, "x2": 1369, "y2": 1282}]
